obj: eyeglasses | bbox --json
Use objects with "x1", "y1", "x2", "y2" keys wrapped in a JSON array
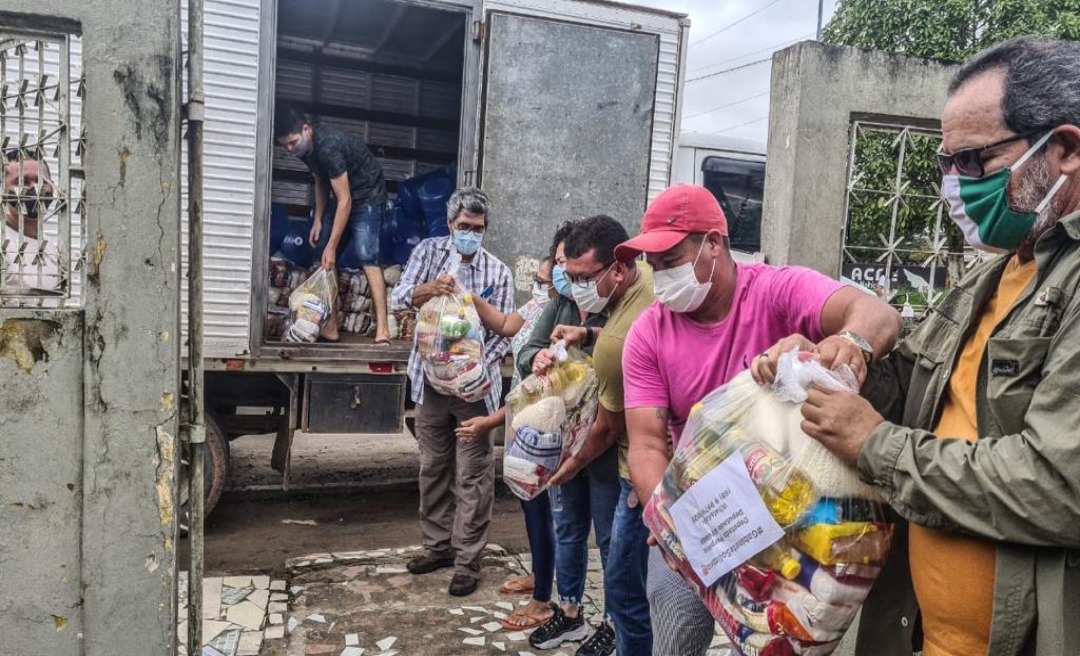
[
  {"x1": 453, "y1": 224, "x2": 486, "y2": 236},
  {"x1": 936, "y1": 130, "x2": 1046, "y2": 178},
  {"x1": 569, "y1": 262, "x2": 614, "y2": 289}
]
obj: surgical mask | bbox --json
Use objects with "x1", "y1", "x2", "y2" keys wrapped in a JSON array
[
  {"x1": 552, "y1": 265, "x2": 573, "y2": 299},
  {"x1": 653, "y1": 236, "x2": 715, "y2": 313},
  {"x1": 453, "y1": 229, "x2": 483, "y2": 256},
  {"x1": 572, "y1": 264, "x2": 615, "y2": 314},
  {"x1": 532, "y1": 282, "x2": 552, "y2": 305},
  {"x1": 942, "y1": 130, "x2": 1068, "y2": 253}
]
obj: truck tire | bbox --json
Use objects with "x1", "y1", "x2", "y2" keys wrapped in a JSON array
[{"x1": 179, "y1": 414, "x2": 229, "y2": 531}]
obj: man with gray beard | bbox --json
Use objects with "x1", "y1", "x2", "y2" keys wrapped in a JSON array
[{"x1": 769, "y1": 37, "x2": 1080, "y2": 655}]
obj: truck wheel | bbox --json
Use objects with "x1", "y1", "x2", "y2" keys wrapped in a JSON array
[{"x1": 179, "y1": 414, "x2": 229, "y2": 531}]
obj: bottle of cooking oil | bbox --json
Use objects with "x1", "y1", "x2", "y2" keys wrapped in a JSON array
[
  {"x1": 742, "y1": 442, "x2": 815, "y2": 526},
  {"x1": 547, "y1": 355, "x2": 589, "y2": 393},
  {"x1": 749, "y1": 541, "x2": 801, "y2": 580}
]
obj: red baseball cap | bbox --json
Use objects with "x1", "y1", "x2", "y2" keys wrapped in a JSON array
[{"x1": 615, "y1": 184, "x2": 728, "y2": 262}]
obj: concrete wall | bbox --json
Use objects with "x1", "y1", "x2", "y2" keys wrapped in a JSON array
[
  {"x1": 761, "y1": 41, "x2": 958, "y2": 276},
  {"x1": 0, "y1": 3, "x2": 181, "y2": 655}
]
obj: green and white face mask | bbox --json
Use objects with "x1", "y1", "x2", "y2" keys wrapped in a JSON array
[{"x1": 942, "y1": 130, "x2": 1068, "y2": 254}]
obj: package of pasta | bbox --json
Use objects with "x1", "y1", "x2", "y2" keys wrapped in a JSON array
[
  {"x1": 414, "y1": 258, "x2": 490, "y2": 403},
  {"x1": 502, "y1": 340, "x2": 599, "y2": 500},
  {"x1": 643, "y1": 349, "x2": 892, "y2": 656},
  {"x1": 284, "y1": 268, "x2": 338, "y2": 343}
]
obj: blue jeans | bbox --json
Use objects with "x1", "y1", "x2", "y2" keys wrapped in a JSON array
[
  {"x1": 607, "y1": 477, "x2": 652, "y2": 655},
  {"x1": 550, "y1": 444, "x2": 619, "y2": 615},
  {"x1": 313, "y1": 200, "x2": 382, "y2": 267},
  {"x1": 521, "y1": 491, "x2": 555, "y2": 603}
]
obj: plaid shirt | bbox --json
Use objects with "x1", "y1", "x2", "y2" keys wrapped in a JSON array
[{"x1": 391, "y1": 236, "x2": 514, "y2": 412}]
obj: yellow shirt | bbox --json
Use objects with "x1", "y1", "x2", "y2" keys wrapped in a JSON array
[
  {"x1": 593, "y1": 263, "x2": 654, "y2": 480},
  {"x1": 909, "y1": 255, "x2": 1037, "y2": 656}
]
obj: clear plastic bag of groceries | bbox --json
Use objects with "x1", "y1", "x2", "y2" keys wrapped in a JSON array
[
  {"x1": 643, "y1": 349, "x2": 893, "y2": 656},
  {"x1": 284, "y1": 268, "x2": 339, "y2": 343},
  {"x1": 414, "y1": 254, "x2": 490, "y2": 403},
  {"x1": 502, "y1": 340, "x2": 599, "y2": 500}
]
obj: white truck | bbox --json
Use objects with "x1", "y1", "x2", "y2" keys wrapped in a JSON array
[
  {"x1": 186, "y1": 0, "x2": 690, "y2": 510},
  {"x1": 673, "y1": 131, "x2": 766, "y2": 261}
]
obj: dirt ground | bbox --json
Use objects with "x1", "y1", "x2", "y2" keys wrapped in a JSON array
[
  {"x1": 179, "y1": 431, "x2": 527, "y2": 575},
  {"x1": 186, "y1": 487, "x2": 530, "y2": 576}
]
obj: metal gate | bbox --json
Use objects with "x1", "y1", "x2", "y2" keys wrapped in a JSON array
[
  {"x1": 840, "y1": 120, "x2": 979, "y2": 318},
  {"x1": 0, "y1": 3, "x2": 182, "y2": 655}
]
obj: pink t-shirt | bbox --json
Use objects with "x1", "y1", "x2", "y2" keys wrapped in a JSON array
[{"x1": 623, "y1": 262, "x2": 844, "y2": 445}]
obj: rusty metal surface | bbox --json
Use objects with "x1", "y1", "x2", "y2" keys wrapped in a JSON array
[{"x1": 479, "y1": 13, "x2": 659, "y2": 299}]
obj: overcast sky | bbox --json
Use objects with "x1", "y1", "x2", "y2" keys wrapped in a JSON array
[{"x1": 634, "y1": 0, "x2": 840, "y2": 144}]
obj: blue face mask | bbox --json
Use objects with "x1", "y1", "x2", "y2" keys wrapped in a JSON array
[
  {"x1": 453, "y1": 230, "x2": 483, "y2": 256},
  {"x1": 552, "y1": 265, "x2": 573, "y2": 299}
]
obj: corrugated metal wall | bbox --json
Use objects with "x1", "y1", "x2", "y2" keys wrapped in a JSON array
[
  {"x1": 650, "y1": 30, "x2": 681, "y2": 204},
  {"x1": 182, "y1": 0, "x2": 261, "y2": 356}
]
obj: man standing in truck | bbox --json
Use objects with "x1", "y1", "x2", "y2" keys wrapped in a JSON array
[
  {"x1": 391, "y1": 187, "x2": 514, "y2": 597},
  {"x1": 274, "y1": 105, "x2": 392, "y2": 344}
]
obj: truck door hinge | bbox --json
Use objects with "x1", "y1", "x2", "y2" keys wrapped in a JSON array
[{"x1": 473, "y1": 20, "x2": 485, "y2": 42}]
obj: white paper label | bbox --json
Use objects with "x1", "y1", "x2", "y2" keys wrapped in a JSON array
[{"x1": 669, "y1": 451, "x2": 785, "y2": 587}]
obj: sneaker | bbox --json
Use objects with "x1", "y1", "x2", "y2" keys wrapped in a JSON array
[
  {"x1": 528, "y1": 604, "x2": 589, "y2": 650},
  {"x1": 575, "y1": 623, "x2": 615, "y2": 656}
]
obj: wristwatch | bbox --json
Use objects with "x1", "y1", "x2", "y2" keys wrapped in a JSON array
[
  {"x1": 582, "y1": 326, "x2": 597, "y2": 348},
  {"x1": 837, "y1": 330, "x2": 874, "y2": 364}
]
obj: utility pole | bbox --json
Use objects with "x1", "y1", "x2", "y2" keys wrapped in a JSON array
[{"x1": 816, "y1": 0, "x2": 825, "y2": 40}]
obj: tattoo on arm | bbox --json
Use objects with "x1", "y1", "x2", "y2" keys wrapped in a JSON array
[{"x1": 655, "y1": 408, "x2": 669, "y2": 422}]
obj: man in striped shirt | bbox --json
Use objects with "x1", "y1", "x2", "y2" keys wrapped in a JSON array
[{"x1": 390, "y1": 187, "x2": 514, "y2": 597}]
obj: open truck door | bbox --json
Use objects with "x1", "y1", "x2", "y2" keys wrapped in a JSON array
[{"x1": 476, "y1": 8, "x2": 672, "y2": 286}]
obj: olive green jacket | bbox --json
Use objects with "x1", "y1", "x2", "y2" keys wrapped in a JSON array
[{"x1": 855, "y1": 211, "x2": 1080, "y2": 655}]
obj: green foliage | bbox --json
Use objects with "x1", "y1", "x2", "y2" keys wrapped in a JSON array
[{"x1": 823, "y1": 0, "x2": 1080, "y2": 62}]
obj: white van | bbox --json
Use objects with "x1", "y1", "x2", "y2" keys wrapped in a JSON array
[{"x1": 674, "y1": 131, "x2": 766, "y2": 262}]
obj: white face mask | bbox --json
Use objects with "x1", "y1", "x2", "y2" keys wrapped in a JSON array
[
  {"x1": 532, "y1": 282, "x2": 552, "y2": 305},
  {"x1": 571, "y1": 264, "x2": 615, "y2": 314},
  {"x1": 653, "y1": 237, "x2": 715, "y2": 313}
]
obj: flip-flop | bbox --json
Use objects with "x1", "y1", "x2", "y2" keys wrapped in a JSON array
[
  {"x1": 498, "y1": 576, "x2": 535, "y2": 595},
  {"x1": 500, "y1": 606, "x2": 552, "y2": 631}
]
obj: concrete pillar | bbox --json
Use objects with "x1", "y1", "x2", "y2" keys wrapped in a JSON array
[
  {"x1": 761, "y1": 41, "x2": 958, "y2": 277},
  {"x1": 0, "y1": 2, "x2": 181, "y2": 655}
]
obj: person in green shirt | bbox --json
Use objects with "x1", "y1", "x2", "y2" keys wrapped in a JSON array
[
  {"x1": 547, "y1": 215, "x2": 655, "y2": 656},
  {"x1": 531, "y1": 216, "x2": 656, "y2": 655}
]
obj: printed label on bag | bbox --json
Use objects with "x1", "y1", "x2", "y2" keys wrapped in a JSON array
[{"x1": 669, "y1": 451, "x2": 785, "y2": 587}]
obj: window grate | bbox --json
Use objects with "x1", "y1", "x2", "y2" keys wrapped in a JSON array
[
  {"x1": 841, "y1": 121, "x2": 984, "y2": 318},
  {"x1": 0, "y1": 32, "x2": 83, "y2": 308}
]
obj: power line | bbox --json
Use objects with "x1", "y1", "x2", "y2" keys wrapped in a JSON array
[
  {"x1": 689, "y1": 33, "x2": 814, "y2": 75},
  {"x1": 708, "y1": 115, "x2": 769, "y2": 135},
  {"x1": 684, "y1": 90, "x2": 770, "y2": 120},
  {"x1": 686, "y1": 56, "x2": 772, "y2": 84},
  {"x1": 691, "y1": 0, "x2": 788, "y2": 48}
]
